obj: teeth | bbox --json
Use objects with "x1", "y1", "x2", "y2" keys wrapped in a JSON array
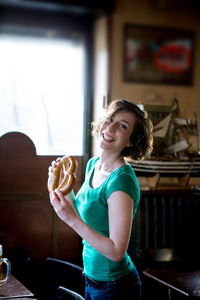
[{"x1": 103, "y1": 133, "x2": 114, "y2": 142}]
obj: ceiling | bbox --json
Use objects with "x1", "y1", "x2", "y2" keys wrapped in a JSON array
[{"x1": 0, "y1": 0, "x2": 115, "y2": 16}]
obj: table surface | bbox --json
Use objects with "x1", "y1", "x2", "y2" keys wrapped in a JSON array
[
  {"x1": 0, "y1": 274, "x2": 34, "y2": 299},
  {"x1": 143, "y1": 267, "x2": 200, "y2": 297}
]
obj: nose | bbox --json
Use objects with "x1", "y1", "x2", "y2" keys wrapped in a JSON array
[{"x1": 107, "y1": 122, "x2": 116, "y2": 133}]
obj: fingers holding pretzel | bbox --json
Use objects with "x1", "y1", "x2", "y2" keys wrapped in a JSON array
[
  {"x1": 48, "y1": 157, "x2": 61, "y2": 174},
  {"x1": 48, "y1": 156, "x2": 78, "y2": 195}
]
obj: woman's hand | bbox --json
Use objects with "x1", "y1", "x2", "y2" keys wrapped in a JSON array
[
  {"x1": 50, "y1": 190, "x2": 78, "y2": 226},
  {"x1": 48, "y1": 157, "x2": 62, "y2": 177}
]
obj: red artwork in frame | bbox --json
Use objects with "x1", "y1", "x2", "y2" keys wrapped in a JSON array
[{"x1": 123, "y1": 24, "x2": 195, "y2": 85}]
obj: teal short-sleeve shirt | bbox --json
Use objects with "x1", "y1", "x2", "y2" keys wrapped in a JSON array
[{"x1": 75, "y1": 157, "x2": 140, "y2": 281}]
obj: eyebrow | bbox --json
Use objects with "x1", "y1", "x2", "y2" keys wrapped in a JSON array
[{"x1": 121, "y1": 119, "x2": 130, "y2": 126}]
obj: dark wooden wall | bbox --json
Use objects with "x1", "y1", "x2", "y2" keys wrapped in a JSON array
[{"x1": 0, "y1": 131, "x2": 84, "y2": 265}]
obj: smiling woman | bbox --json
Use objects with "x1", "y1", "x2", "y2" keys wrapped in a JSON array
[
  {"x1": 0, "y1": 33, "x2": 85, "y2": 155},
  {"x1": 49, "y1": 99, "x2": 153, "y2": 300}
]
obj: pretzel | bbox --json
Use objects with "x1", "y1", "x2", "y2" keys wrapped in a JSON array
[{"x1": 48, "y1": 156, "x2": 77, "y2": 195}]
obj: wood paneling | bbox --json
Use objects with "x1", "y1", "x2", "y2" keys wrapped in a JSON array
[{"x1": 0, "y1": 132, "x2": 83, "y2": 264}]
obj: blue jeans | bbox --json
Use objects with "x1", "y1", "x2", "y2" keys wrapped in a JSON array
[{"x1": 84, "y1": 268, "x2": 142, "y2": 300}]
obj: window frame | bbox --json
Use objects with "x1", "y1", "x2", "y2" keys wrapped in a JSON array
[{"x1": 0, "y1": 4, "x2": 94, "y2": 162}]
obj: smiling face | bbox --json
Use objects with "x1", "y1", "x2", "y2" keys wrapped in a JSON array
[{"x1": 99, "y1": 111, "x2": 136, "y2": 155}]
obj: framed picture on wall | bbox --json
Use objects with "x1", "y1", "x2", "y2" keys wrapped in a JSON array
[{"x1": 123, "y1": 24, "x2": 195, "y2": 85}]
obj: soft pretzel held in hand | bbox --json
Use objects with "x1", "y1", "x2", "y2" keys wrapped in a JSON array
[{"x1": 48, "y1": 156, "x2": 78, "y2": 195}]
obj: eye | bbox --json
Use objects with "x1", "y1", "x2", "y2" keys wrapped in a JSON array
[
  {"x1": 119, "y1": 123, "x2": 127, "y2": 129},
  {"x1": 107, "y1": 117, "x2": 113, "y2": 123}
]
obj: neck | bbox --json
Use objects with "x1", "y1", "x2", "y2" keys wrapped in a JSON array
[{"x1": 98, "y1": 151, "x2": 124, "y2": 173}]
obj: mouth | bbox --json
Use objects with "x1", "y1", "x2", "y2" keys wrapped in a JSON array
[{"x1": 102, "y1": 132, "x2": 115, "y2": 142}]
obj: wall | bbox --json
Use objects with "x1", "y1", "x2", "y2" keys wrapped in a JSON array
[
  {"x1": 106, "y1": 2, "x2": 200, "y2": 268},
  {"x1": 92, "y1": 16, "x2": 109, "y2": 156},
  {"x1": 92, "y1": 0, "x2": 200, "y2": 185},
  {"x1": 110, "y1": 0, "x2": 200, "y2": 121}
]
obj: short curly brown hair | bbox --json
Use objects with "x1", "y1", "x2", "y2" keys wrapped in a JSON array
[{"x1": 91, "y1": 99, "x2": 153, "y2": 160}]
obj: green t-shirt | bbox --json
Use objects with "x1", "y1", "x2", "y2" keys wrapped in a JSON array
[{"x1": 75, "y1": 156, "x2": 140, "y2": 281}]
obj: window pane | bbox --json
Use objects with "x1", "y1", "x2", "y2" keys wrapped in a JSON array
[{"x1": 0, "y1": 34, "x2": 84, "y2": 155}]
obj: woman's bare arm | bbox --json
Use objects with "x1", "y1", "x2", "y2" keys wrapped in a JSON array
[{"x1": 50, "y1": 190, "x2": 133, "y2": 262}]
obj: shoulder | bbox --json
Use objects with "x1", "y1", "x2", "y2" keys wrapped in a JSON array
[
  {"x1": 111, "y1": 164, "x2": 138, "y2": 187},
  {"x1": 106, "y1": 165, "x2": 140, "y2": 201}
]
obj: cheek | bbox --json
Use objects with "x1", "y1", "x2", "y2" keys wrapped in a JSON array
[
  {"x1": 100, "y1": 121, "x2": 106, "y2": 129},
  {"x1": 99, "y1": 123, "x2": 104, "y2": 133},
  {"x1": 99, "y1": 124, "x2": 105, "y2": 138},
  {"x1": 100, "y1": 121, "x2": 109, "y2": 133},
  {"x1": 125, "y1": 132, "x2": 133, "y2": 147}
]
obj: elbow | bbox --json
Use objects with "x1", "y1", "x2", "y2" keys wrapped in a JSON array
[
  {"x1": 108, "y1": 239, "x2": 126, "y2": 262},
  {"x1": 113, "y1": 256, "x2": 123, "y2": 263},
  {"x1": 111, "y1": 252, "x2": 125, "y2": 263}
]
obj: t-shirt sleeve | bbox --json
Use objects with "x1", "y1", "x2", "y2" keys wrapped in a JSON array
[{"x1": 105, "y1": 172, "x2": 140, "y2": 204}]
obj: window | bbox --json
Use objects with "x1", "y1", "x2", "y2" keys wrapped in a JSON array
[{"x1": 0, "y1": 33, "x2": 85, "y2": 155}]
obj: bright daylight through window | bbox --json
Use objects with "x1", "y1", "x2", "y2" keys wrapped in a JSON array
[{"x1": 0, "y1": 34, "x2": 84, "y2": 155}]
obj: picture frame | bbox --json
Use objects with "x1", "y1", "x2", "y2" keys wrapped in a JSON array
[{"x1": 123, "y1": 24, "x2": 195, "y2": 85}]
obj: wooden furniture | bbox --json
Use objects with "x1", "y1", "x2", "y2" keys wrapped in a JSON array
[
  {"x1": 56, "y1": 286, "x2": 84, "y2": 300},
  {"x1": 0, "y1": 274, "x2": 35, "y2": 299},
  {"x1": 143, "y1": 267, "x2": 200, "y2": 299},
  {"x1": 44, "y1": 257, "x2": 84, "y2": 299},
  {"x1": 0, "y1": 132, "x2": 84, "y2": 263}
]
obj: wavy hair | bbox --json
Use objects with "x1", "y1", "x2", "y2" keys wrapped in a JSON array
[{"x1": 91, "y1": 99, "x2": 153, "y2": 160}]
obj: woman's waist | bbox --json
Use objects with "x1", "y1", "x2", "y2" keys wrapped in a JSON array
[
  {"x1": 84, "y1": 267, "x2": 141, "y2": 287},
  {"x1": 82, "y1": 245, "x2": 134, "y2": 281}
]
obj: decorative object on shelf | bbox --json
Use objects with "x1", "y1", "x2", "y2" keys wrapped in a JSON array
[
  {"x1": 128, "y1": 159, "x2": 200, "y2": 175},
  {"x1": 127, "y1": 158, "x2": 200, "y2": 188},
  {"x1": 143, "y1": 97, "x2": 199, "y2": 160},
  {"x1": 123, "y1": 24, "x2": 195, "y2": 85},
  {"x1": 127, "y1": 97, "x2": 200, "y2": 188}
]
